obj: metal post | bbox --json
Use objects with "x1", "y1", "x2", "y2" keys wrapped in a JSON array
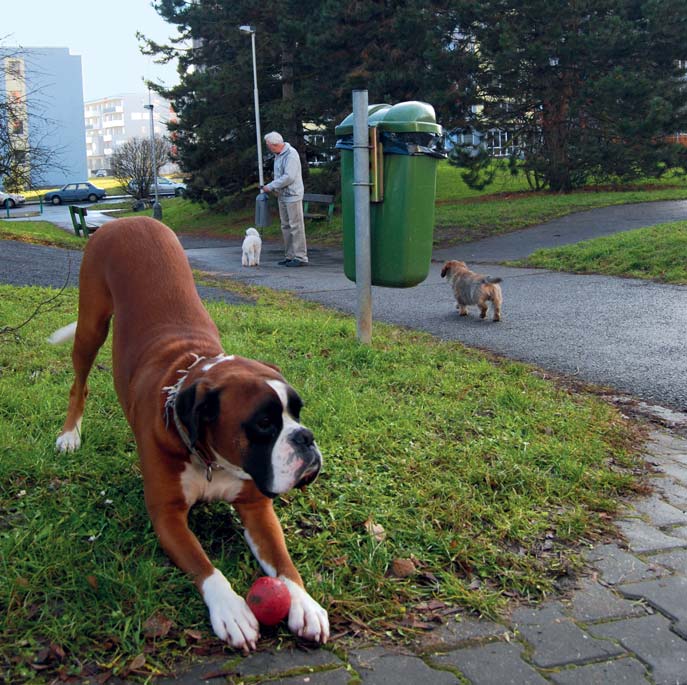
[
  {"x1": 353, "y1": 90, "x2": 372, "y2": 344},
  {"x1": 250, "y1": 32, "x2": 264, "y2": 187},
  {"x1": 144, "y1": 97, "x2": 162, "y2": 220},
  {"x1": 240, "y1": 25, "x2": 264, "y2": 187}
]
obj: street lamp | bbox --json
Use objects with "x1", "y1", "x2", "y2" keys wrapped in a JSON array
[
  {"x1": 239, "y1": 25, "x2": 264, "y2": 187},
  {"x1": 143, "y1": 94, "x2": 162, "y2": 220}
]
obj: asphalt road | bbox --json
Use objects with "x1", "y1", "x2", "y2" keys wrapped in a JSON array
[{"x1": 2, "y1": 200, "x2": 686, "y2": 410}]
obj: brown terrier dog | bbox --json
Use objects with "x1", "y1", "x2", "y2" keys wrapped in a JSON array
[{"x1": 441, "y1": 260, "x2": 503, "y2": 322}]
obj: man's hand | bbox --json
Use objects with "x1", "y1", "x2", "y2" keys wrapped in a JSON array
[{"x1": 261, "y1": 185, "x2": 271, "y2": 194}]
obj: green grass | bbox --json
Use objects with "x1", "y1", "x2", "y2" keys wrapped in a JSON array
[
  {"x1": 511, "y1": 221, "x2": 687, "y2": 284},
  {"x1": 0, "y1": 220, "x2": 85, "y2": 250},
  {"x1": 433, "y1": 163, "x2": 687, "y2": 243},
  {"x1": 6, "y1": 162, "x2": 687, "y2": 251},
  {"x1": 1, "y1": 281, "x2": 644, "y2": 682}
]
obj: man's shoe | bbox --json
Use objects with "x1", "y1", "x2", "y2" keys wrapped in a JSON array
[
  {"x1": 285, "y1": 259, "x2": 308, "y2": 267},
  {"x1": 277, "y1": 258, "x2": 290, "y2": 265}
]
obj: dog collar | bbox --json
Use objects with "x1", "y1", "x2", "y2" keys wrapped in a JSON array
[{"x1": 162, "y1": 353, "x2": 230, "y2": 482}]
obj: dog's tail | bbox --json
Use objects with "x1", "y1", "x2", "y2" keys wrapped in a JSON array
[
  {"x1": 48, "y1": 322, "x2": 77, "y2": 345},
  {"x1": 483, "y1": 277, "x2": 502, "y2": 284}
]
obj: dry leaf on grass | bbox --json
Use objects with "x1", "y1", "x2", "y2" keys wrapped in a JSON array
[
  {"x1": 390, "y1": 558, "x2": 416, "y2": 578},
  {"x1": 143, "y1": 612, "x2": 174, "y2": 639},
  {"x1": 363, "y1": 518, "x2": 386, "y2": 542}
]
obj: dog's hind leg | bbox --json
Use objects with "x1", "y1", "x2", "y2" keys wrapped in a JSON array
[
  {"x1": 492, "y1": 289, "x2": 502, "y2": 322},
  {"x1": 56, "y1": 277, "x2": 113, "y2": 453}
]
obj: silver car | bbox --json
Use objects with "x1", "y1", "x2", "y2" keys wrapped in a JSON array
[{"x1": 0, "y1": 190, "x2": 26, "y2": 208}]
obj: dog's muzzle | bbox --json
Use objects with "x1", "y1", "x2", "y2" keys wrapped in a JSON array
[{"x1": 291, "y1": 427, "x2": 322, "y2": 488}]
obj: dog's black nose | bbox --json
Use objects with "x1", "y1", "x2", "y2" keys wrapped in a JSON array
[{"x1": 292, "y1": 427, "x2": 315, "y2": 448}]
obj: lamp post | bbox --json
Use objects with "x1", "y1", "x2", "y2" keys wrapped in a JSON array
[
  {"x1": 239, "y1": 25, "x2": 264, "y2": 187},
  {"x1": 143, "y1": 94, "x2": 162, "y2": 220}
]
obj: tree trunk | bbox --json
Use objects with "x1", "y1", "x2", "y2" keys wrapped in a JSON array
[
  {"x1": 542, "y1": 76, "x2": 573, "y2": 192},
  {"x1": 280, "y1": 41, "x2": 308, "y2": 178}
]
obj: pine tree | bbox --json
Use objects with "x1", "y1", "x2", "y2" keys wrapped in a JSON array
[
  {"x1": 143, "y1": 0, "x2": 470, "y2": 203},
  {"x1": 456, "y1": 0, "x2": 687, "y2": 191}
]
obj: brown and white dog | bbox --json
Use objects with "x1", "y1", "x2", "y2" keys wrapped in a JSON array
[
  {"x1": 440, "y1": 260, "x2": 503, "y2": 322},
  {"x1": 50, "y1": 217, "x2": 328, "y2": 652}
]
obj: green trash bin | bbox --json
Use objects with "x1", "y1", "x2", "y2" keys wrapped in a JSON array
[{"x1": 335, "y1": 101, "x2": 444, "y2": 287}]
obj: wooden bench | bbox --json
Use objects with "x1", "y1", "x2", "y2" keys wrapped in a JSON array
[
  {"x1": 69, "y1": 205, "x2": 98, "y2": 237},
  {"x1": 303, "y1": 193, "x2": 335, "y2": 222}
]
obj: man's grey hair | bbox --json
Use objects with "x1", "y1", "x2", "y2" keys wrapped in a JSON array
[{"x1": 264, "y1": 131, "x2": 284, "y2": 145}]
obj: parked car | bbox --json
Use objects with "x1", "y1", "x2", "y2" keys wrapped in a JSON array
[
  {"x1": 0, "y1": 190, "x2": 26, "y2": 208},
  {"x1": 44, "y1": 182, "x2": 107, "y2": 205},
  {"x1": 126, "y1": 177, "x2": 186, "y2": 197},
  {"x1": 93, "y1": 169, "x2": 109, "y2": 177}
]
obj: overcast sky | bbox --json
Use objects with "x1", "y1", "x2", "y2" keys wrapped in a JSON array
[{"x1": 5, "y1": 0, "x2": 180, "y2": 101}]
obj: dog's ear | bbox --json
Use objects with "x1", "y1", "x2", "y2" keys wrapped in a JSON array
[
  {"x1": 175, "y1": 382, "x2": 221, "y2": 447},
  {"x1": 440, "y1": 262, "x2": 449, "y2": 278}
]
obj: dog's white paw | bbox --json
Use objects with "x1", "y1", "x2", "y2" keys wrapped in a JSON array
[
  {"x1": 202, "y1": 569, "x2": 259, "y2": 652},
  {"x1": 280, "y1": 577, "x2": 329, "y2": 644},
  {"x1": 56, "y1": 424, "x2": 81, "y2": 452}
]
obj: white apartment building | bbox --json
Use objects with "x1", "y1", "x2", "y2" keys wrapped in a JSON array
[
  {"x1": 1, "y1": 46, "x2": 88, "y2": 187},
  {"x1": 84, "y1": 92, "x2": 178, "y2": 175}
]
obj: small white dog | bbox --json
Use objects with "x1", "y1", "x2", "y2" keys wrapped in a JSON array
[{"x1": 241, "y1": 227, "x2": 262, "y2": 267}]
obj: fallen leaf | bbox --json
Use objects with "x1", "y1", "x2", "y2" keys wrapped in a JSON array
[
  {"x1": 128, "y1": 654, "x2": 146, "y2": 672},
  {"x1": 143, "y1": 612, "x2": 173, "y2": 639},
  {"x1": 86, "y1": 575, "x2": 98, "y2": 590},
  {"x1": 184, "y1": 629, "x2": 203, "y2": 642},
  {"x1": 364, "y1": 518, "x2": 386, "y2": 542},
  {"x1": 390, "y1": 558, "x2": 416, "y2": 578}
]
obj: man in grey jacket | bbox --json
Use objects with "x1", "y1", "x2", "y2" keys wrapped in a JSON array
[{"x1": 262, "y1": 131, "x2": 308, "y2": 266}]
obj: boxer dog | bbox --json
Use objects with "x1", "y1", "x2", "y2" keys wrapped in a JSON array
[{"x1": 50, "y1": 217, "x2": 328, "y2": 652}]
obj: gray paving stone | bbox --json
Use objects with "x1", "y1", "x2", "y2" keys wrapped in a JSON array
[
  {"x1": 646, "y1": 432, "x2": 687, "y2": 458},
  {"x1": 549, "y1": 657, "x2": 650, "y2": 684},
  {"x1": 654, "y1": 461, "x2": 687, "y2": 483},
  {"x1": 618, "y1": 574, "x2": 687, "y2": 636},
  {"x1": 236, "y1": 648, "x2": 342, "y2": 678},
  {"x1": 630, "y1": 495, "x2": 687, "y2": 527},
  {"x1": 262, "y1": 669, "x2": 352, "y2": 684},
  {"x1": 615, "y1": 518, "x2": 686, "y2": 553},
  {"x1": 648, "y1": 549, "x2": 687, "y2": 574},
  {"x1": 590, "y1": 613, "x2": 687, "y2": 685},
  {"x1": 653, "y1": 478, "x2": 687, "y2": 512},
  {"x1": 349, "y1": 647, "x2": 459, "y2": 684},
  {"x1": 430, "y1": 640, "x2": 548, "y2": 684},
  {"x1": 586, "y1": 544, "x2": 668, "y2": 584},
  {"x1": 415, "y1": 614, "x2": 508, "y2": 654},
  {"x1": 566, "y1": 578, "x2": 647, "y2": 622},
  {"x1": 156, "y1": 658, "x2": 237, "y2": 685},
  {"x1": 511, "y1": 604, "x2": 624, "y2": 668}
]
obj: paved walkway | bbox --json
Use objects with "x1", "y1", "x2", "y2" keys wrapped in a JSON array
[{"x1": 4, "y1": 201, "x2": 687, "y2": 682}]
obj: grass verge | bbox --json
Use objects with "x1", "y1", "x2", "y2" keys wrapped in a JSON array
[
  {"x1": 510, "y1": 222, "x2": 687, "y2": 284},
  {"x1": 0, "y1": 221, "x2": 84, "y2": 250},
  {"x1": 0, "y1": 281, "x2": 645, "y2": 681},
  {"x1": 92, "y1": 162, "x2": 687, "y2": 249}
]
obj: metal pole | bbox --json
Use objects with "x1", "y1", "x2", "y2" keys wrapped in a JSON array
[
  {"x1": 353, "y1": 89, "x2": 371, "y2": 344},
  {"x1": 250, "y1": 31, "x2": 264, "y2": 187},
  {"x1": 145, "y1": 97, "x2": 162, "y2": 220}
]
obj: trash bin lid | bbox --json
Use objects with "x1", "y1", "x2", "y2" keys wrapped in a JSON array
[
  {"x1": 378, "y1": 101, "x2": 442, "y2": 134},
  {"x1": 335, "y1": 104, "x2": 391, "y2": 136},
  {"x1": 334, "y1": 101, "x2": 441, "y2": 136}
]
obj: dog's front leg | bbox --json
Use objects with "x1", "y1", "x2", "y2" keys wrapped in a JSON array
[
  {"x1": 145, "y1": 493, "x2": 259, "y2": 652},
  {"x1": 235, "y1": 500, "x2": 329, "y2": 644}
]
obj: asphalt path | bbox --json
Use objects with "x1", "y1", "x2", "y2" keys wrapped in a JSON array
[{"x1": 1, "y1": 200, "x2": 686, "y2": 410}]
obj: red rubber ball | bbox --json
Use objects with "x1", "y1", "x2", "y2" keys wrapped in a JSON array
[{"x1": 246, "y1": 577, "x2": 291, "y2": 627}]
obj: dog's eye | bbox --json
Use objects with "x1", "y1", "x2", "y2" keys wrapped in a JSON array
[{"x1": 257, "y1": 416, "x2": 272, "y2": 430}]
